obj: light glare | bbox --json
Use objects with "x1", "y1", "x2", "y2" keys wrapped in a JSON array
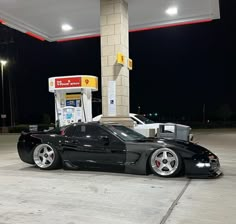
[
  {"x1": 196, "y1": 162, "x2": 211, "y2": 168},
  {"x1": 0, "y1": 60, "x2": 7, "y2": 66},
  {"x1": 61, "y1": 24, "x2": 73, "y2": 32},
  {"x1": 166, "y1": 7, "x2": 178, "y2": 16}
]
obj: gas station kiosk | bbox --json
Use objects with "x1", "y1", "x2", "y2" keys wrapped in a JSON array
[{"x1": 48, "y1": 75, "x2": 98, "y2": 127}]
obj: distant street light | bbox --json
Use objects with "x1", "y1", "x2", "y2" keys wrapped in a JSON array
[
  {"x1": 138, "y1": 106, "x2": 141, "y2": 114},
  {"x1": 1, "y1": 60, "x2": 8, "y2": 127}
]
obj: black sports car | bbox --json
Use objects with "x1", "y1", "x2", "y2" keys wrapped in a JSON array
[{"x1": 17, "y1": 122, "x2": 222, "y2": 178}]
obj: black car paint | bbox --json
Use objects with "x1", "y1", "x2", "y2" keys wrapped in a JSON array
[{"x1": 17, "y1": 122, "x2": 222, "y2": 178}]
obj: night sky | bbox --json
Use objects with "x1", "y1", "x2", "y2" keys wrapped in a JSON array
[{"x1": 0, "y1": 0, "x2": 236, "y2": 125}]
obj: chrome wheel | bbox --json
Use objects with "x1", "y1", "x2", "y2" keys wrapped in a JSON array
[
  {"x1": 150, "y1": 148, "x2": 179, "y2": 177},
  {"x1": 33, "y1": 144, "x2": 55, "y2": 169}
]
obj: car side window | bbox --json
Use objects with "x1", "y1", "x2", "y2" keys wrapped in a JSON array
[
  {"x1": 63, "y1": 126, "x2": 76, "y2": 136},
  {"x1": 74, "y1": 125, "x2": 108, "y2": 139}
]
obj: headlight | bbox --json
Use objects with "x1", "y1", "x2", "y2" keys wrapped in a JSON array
[{"x1": 196, "y1": 162, "x2": 211, "y2": 168}]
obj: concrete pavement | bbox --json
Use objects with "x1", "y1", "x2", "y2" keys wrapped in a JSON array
[{"x1": 0, "y1": 130, "x2": 235, "y2": 224}]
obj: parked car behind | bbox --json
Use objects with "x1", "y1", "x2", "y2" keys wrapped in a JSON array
[{"x1": 93, "y1": 113, "x2": 193, "y2": 141}]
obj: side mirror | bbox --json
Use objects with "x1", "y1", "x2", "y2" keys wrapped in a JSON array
[
  {"x1": 100, "y1": 136, "x2": 109, "y2": 145},
  {"x1": 133, "y1": 121, "x2": 138, "y2": 127}
]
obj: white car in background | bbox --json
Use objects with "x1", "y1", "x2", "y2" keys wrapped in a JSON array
[{"x1": 93, "y1": 113, "x2": 193, "y2": 141}]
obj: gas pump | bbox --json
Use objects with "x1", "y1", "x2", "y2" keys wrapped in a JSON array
[{"x1": 49, "y1": 75, "x2": 98, "y2": 127}]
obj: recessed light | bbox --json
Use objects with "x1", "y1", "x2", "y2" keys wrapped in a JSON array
[
  {"x1": 61, "y1": 24, "x2": 73, "y2": 32},
  {"x1": 165, "y1": 7, "x2": 178, "y2": 16}
]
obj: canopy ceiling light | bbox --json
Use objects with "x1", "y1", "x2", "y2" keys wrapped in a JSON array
[
  {"x1": 61, "y1": 24, "x2": 73, "y2": 32},
  {"x1": 166, "y1": 7, "x2": 178, "y2": 16}
]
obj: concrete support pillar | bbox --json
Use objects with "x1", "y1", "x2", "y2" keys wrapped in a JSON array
[{"x1": 100, "y1": 0, "x2": 133, "y2": 127}]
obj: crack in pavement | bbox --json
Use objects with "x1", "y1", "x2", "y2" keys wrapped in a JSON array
[{"x1": 160, "y1": 179, "x2": 191, "y2": 224}]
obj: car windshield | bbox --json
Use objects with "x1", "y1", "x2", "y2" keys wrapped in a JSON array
[
  {"x1": 107, "y1": 124, "x2": 146, "y2": 141},
  {"x1": 135, "y1": 114, "x2": 155, "y2": 124}
]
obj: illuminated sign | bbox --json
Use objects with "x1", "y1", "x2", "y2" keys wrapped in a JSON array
[
  {"x1": 49, "y1": 75, "x2": 98, "y2": 92},
  {"x1": 128, "y1": 58, "x2": 133, "y2": 70},
  {"x1": 55, "y1": 77, "x2": 81, "y2": 88},
  {"x1": 66, "y1": 100, "x2": 78, "y2": 107},
  {"x1": 66, "y1": 94, "x2": 81, "y2": 100},
  {"x1": 81, "y1": 77, "x2": 98, "y2": 89},
  {"x1": 117, "y1": 52, "x2": 125, "y2": 65}
]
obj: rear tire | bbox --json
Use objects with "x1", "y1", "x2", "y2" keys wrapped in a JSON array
[
  {"x1": 33, "y1": 144, "x2": 61, "y2": 170},
  {"x1": 149, "y1": 148, "x2": 182, "y2": 177}
]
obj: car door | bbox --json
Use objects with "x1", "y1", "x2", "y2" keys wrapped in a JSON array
[{"x1": 66, "y1": 124, "x2": 126, "y2": 171}]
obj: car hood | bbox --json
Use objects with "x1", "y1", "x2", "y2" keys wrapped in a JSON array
[
  {"x1": 163, "y1": 139, "x2": 211, "y2": 155},
  {"x1": 128, "y1": 138, "x2": 212, "y2": 156}
]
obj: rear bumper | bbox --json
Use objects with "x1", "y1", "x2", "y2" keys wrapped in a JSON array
[{"x1": 17, "y1": 141, "x2": 35, "y2": 164}]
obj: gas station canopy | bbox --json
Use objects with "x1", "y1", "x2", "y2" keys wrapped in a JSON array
[{"x1": 0, "y1": 0, "x2": 220, "y2": 42}]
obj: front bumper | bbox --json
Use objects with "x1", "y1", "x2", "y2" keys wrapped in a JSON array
[
  {"x1": 208, "y1": 157, "x2": 222, "y2": 178},
  {"x1": 185, "y1": 157, "x2": 222, "y2": 178}
]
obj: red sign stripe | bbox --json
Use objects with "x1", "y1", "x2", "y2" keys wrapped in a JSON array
[
  {"x1": 57, "y1": 34, "x2": 100, "y2": 42},
  {"x1": 26, "y1": 32, "x2": 45, "y2": 41},
  {"x1": 130, "y1": 19, "x2": 213, "y2": 33}
]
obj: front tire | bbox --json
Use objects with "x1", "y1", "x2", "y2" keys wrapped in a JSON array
[
  {"x1": 149, "y1": 148, "x2": 182, "y2": 177},
  {"x1": 33, "y1": 144, "x2": 61, "y2": 170}
]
